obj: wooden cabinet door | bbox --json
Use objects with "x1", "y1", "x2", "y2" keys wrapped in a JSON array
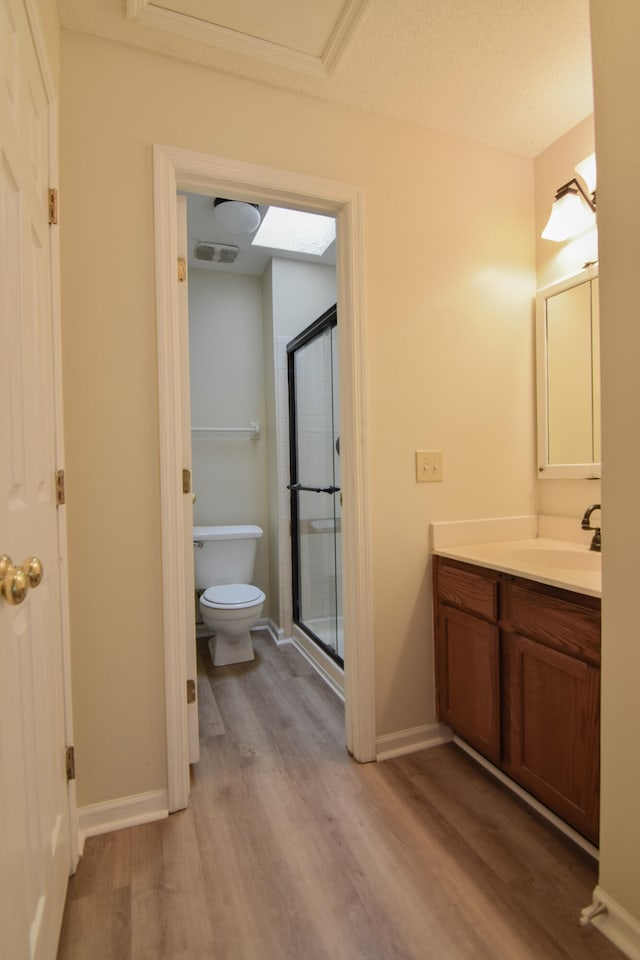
[
  {"x1": 505, "y1": 632, "x2": 600, "y2": 842},
  {"x1": 436, "y1": 605, "x2": 500, "y2": 764}
]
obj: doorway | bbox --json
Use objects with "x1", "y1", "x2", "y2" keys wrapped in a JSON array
[{"x1": 153, "y1": 145, "x2": 376, "y2": 811}]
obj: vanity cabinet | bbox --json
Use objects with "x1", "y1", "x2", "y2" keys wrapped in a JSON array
[
  {"x1": 433, "y1": 555, "x2": 601, "y2": 843},
  {"x1": 434, "y1": 561, "x2": 501, "y2": 763}
]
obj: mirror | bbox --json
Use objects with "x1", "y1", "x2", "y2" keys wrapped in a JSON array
[{"x1": 536, "y1": 264, "x2": 600, "y2": 479}]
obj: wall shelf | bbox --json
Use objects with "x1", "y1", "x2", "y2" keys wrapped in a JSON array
[{"x1": 191, "y1": 421, "x2": 260, "y2": 439}]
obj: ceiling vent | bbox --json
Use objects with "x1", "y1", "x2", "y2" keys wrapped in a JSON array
[{"x1": 194, "y1": 242, "x2": 239, "y2": 263}]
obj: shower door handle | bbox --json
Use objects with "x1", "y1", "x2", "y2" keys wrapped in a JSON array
[{"x1": 287, "y1": 483, "x2": 340, "y2": 495}]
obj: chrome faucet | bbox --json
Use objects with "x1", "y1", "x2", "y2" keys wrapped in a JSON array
[{"x1": 581, "y1": 503, "x2": 601, "y2": 552}]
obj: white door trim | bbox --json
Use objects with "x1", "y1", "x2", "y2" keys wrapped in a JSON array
[{"x1": 153, "y1": 144, "x2": 376, "y2": 811}]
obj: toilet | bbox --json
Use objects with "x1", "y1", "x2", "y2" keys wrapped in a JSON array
[{"x1": 193, "y1": 524, "x2": 265, "y2": 666}]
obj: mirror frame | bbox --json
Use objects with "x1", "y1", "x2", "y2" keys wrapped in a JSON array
[{"x1": 536, "y1": 263, "x2": 601, "y2": 480}]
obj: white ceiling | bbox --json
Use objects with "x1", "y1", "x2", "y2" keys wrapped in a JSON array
[
  {"x1": 58, "y1": 0, "x2": 593, "y2": 158},
  {"x1": 184, "y1": 193, "x2": 337, "y2": 276}
]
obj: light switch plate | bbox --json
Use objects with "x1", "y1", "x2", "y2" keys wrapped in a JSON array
[{"x1": 416, "y1": 450, "x2": 444, "y2": 483}]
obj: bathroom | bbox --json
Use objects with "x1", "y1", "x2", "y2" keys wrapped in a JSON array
[
  {"x1": 48, "y1": 5, "x2": 640, "y2": 954},
  {"x1": 185, "y1": 109, "x2": 601, "y2": 698},
  {"x1": 186, "y1": 192, "x2": 342, "y2": 687}
]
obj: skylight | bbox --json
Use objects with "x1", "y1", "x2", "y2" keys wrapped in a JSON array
[{"x1": 251, "y1": 207, "x2": 335, "y2": 256}]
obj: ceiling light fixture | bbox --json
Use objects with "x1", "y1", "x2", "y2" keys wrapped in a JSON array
[
  {"x1": 251, "y1": 207, "x2": 336, "y2": 256},
  {"x1": 541, "y1": 154, "x2": 597, "y2": 243},
  {"x1": 212, "y1": 198, "x2": 261, "y2": 236}
]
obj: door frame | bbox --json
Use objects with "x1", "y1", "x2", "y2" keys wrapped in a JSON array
[
  {"x1": 287, "y1": 305, "x2": 343, "y2": 665},
  {"x1": 153, "y1": 144, "x2": 376, "y2": 811}
]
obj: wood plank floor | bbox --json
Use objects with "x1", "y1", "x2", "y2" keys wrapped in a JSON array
[{"x1": 57, "y1": 633, "x2": 625, "y2": 960}]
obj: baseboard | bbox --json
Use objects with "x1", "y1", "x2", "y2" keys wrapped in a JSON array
[
  {"x1": 376, "y1": 721, "x2": 453, "y2": 760},
  {"x1": 291, "y1": 627, "x2": 345, "y2": 700},
  {"x1": 454, "y1": 737, "x2": 599, "y2": 860},
  {"x1": 254, "y1": 618, "x2": 290, "y2": 646},
  {"x1": 258, "y1": 619, "x2": 348, "y2": 700},
  {"x1": 200, "y1": 619, "x2": 288, "y2": 647},
  {"x1": 581, "y1": 886, "x2": 640, "y2": 960},
  {"x1": 78, "y1": 789, "x2": 169, "y2": 843}
]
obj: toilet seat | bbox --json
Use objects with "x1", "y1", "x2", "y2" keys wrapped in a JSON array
[{"x1": 201, "y1": 583, "x2": 265, "y2": 610}]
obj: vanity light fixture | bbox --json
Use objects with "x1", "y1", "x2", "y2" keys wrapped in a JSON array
[
  {"x1": 575, "y1": 153, "x2": 597, "y2": 194},
  {"x1": 541, "y1": 177, "x2": 596, "y2": 242},
  {"x1": 542, "y1": 154, "x2": 597, "y2": 243}
]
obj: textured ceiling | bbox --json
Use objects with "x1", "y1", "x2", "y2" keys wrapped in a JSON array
[
  {"x1": 149, "y1": 0, "x2": 349, "y2": 57},
  {"x1": 57, "y1": 0, "x2": 593, "y2": 157}
]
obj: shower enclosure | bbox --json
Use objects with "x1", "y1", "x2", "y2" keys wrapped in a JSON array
[{"x1": 287, "y1": 305, "x2": 343, "y2": 666}]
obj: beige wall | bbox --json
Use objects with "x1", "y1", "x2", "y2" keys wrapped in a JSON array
[
  {"x1": 262, "y1": 262, "x2": 279, "y2": 624},
  {"x1": 263, "y1": 259, "x2": 337, "y2": 633},
  {"x1": 35, "y1": 0, "x2": 59, "y2": 89},
  {"x1": 271, "y1": 260, "x2": 337, "y2": 338},
  {"x1": 188, "y1": 259, "x2": 336, "y2": 622},
  {"x1": 591, "y1": 0, "x2": 640, "y2": 926},
  {"x1": 534, "y1": 115, "x2": 601, "y2": 520},
  {"x1": 189, "y1": 269, "x2": 270, "y2": 606},
  {"x1": 59, "y1": 30, "x2": 535, "y2": 805}
]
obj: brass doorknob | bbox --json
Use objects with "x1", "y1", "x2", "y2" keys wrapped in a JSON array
[
  {"x1": 0, "y1": 554, "x2": 44, "y2": 605},
  {"x1": 1, "y1": 555, "x2": 28, "y2": 606},
  {"x1": 22, "y1": 557, "x2": 43, "y2": 588},
  {"x1": 192, "y1": 492, "x2": 196, "y2": 504}
]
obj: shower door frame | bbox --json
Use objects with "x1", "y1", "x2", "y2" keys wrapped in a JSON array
[{"x1": 288, "y1": 306, "x2": 343, "y2": 667}]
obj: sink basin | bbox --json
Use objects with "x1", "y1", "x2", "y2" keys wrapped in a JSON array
[{"x1": 504, "y1": 547, "x2": 601, "y2": 572}]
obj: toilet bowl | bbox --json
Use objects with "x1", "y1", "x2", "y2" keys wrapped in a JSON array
[
  {"x1": 199, "y1": 582, "x2": 265, "y2": 665},
  {"x1": 193, "y1": 524, "x2": 265, "y2": 666}
]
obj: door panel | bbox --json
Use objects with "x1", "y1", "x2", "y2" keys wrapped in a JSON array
[
  {"x1": 435, "y1": 604, "x2": 501, "y2": 764},
  {"x1": 287, "y1": 306, "x2": 342, "y2": 664},
  {"x1": 177, "y1": 193, "x2": 198, "y2": 765},
  {"x1": 0, "y1": 0, "x2": 70, "y2": 955},
  {"x1": 505, "y1": 631, "x2": 600, "y2": 842}
]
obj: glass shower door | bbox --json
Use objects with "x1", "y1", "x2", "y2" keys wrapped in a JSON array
[{"x1": 287, "y1": 305, "x2": 342, "y2": 665}]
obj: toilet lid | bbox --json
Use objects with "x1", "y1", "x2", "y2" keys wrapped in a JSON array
[{"x1": 201, "y1": 583, "x2": 265, "y2": 608}]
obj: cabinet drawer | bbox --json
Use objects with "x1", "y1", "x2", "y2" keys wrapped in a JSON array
[
  {"x1": 434, "y1": 557, "x2": 498, "y2": 621},
  {"x1": 502, "y1": 580, "x2": 600, "y2": 665}
]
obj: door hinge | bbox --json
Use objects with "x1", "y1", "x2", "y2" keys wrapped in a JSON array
[
  {"x1": 182, "y1": 468, "x2": 191, "y2": 494},
  {"x1": 66, "y1": 745, "x2": 76, "y2": 781},
  {"x1": 177, "y1": 256, "x2": 186, "y2": 283},
  {"x1": 48, "y1": 188, "x2": 58, "y2": 225},
  {"x1": 55, "y1": 469, "x2": 65, "y2": 506},
  {"x1": 187, "y1": 678, "x2": 196, "y2": 704}
]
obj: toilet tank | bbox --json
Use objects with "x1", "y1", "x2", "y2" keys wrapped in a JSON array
[{"x1": 193, "y1": 524, "x2": 263, "y2": 590}]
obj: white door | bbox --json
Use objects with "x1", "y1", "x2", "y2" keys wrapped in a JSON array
[
  {"x1": 177, "y1": 195, "x2": 199, "y2": 763},
  {"x1": 0, "y1": 0, "x2": 70, "y2": 956}
]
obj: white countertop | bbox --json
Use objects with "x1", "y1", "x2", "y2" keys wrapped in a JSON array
[{"x1": 433, "y1": 537, "x2": 601, "y2": 598}]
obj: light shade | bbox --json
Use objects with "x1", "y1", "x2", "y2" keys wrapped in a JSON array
[
  {"x1": 575, "y1": 153, "x2": 597, "y2": 194},
  {"x1": 212, "y1": 199, "x2": 261, "y2": 236},
  {"x1": 541, "y1": 181, "x2": 596, "y2": 242}
]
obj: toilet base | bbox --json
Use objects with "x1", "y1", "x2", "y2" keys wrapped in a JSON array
[{"x1": 210, "y1": 630, "x2": 255, "y2": 666}]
